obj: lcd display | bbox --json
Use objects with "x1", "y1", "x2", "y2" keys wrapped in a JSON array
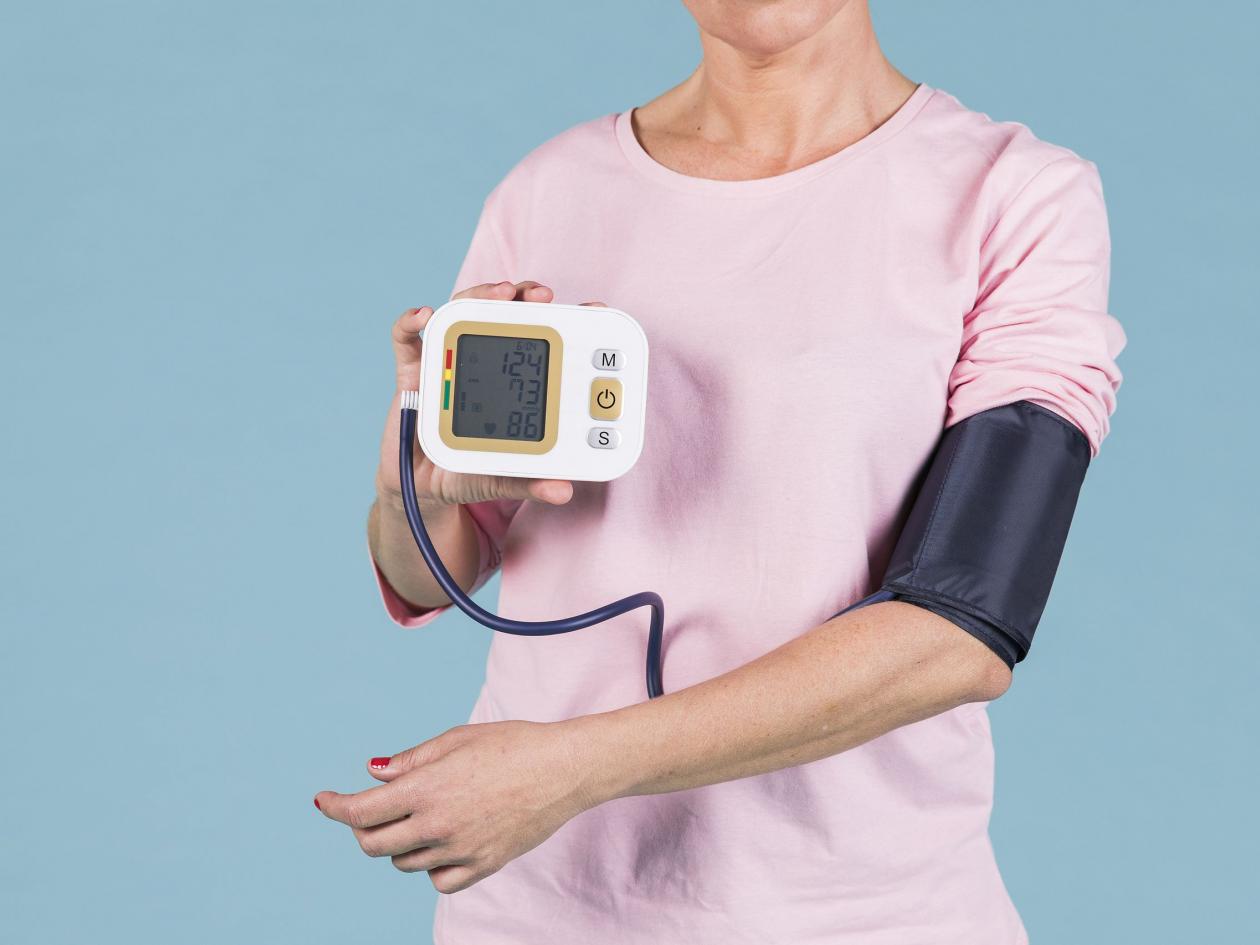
[{"x1": 451, "y1": 334, "x2": 550, "y2": 442}]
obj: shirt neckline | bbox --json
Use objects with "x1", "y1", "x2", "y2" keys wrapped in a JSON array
[{"x1": 614, "y1": 84, "x2": 935, "y2": 197}]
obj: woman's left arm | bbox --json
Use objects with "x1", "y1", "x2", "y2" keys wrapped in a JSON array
[
  {"x1": 575, "y1": 601, "x2": 1010, "y2": 795},
  {"x1": 315, "y1": 602, "x2": 1007, "y2": 893}
]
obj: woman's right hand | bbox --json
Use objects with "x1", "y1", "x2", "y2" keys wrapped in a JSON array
[{"x1": 375, "y1": 280, "x2": 575, "y2": 512}]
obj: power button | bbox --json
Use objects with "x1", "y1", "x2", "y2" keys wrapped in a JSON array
[{"x1": 589, "y1": 378, "x2": 622, "y2": 420}]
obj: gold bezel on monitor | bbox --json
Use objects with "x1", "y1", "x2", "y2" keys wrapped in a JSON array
[{"x1": 439, "y1": 320, "x2": 563, "y2": 454}]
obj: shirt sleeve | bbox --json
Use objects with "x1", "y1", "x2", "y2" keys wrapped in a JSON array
[
  {"x1": 371, "y1": 499, "x2": 517, "y2": 628},
  {"x1": 372, "y1": 188, "x2": 526, "y2": 628},
  {"x1": 947, "y1": 156, "x2": 1126, "y2": 453}
]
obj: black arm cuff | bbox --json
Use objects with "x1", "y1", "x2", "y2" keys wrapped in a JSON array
[{"x1": 877, "y1": 401, "x2": 1092, "y2": 666}]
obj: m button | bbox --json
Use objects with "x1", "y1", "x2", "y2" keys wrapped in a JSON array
[{"x1": 592, "y1": 349, "x2": 623, "y2": 371}]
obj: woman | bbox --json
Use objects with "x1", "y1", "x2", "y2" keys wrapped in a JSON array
[{"x1": 317, "y1": 1, "x2": 1124, "y2": 942}]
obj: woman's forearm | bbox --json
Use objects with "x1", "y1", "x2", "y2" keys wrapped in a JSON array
[
  {"x1": 367, "y1": 491, "x2": 482, "y2": 610},
  {"x1": 569, "y1": 601, "x2": 1013, "y2": 802}
]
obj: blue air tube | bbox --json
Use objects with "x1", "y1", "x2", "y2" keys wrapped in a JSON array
[{"x1": 398, "y1": 405, "x2": 665, "y2": 699}]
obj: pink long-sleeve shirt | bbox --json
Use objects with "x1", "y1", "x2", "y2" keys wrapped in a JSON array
[{"x1": 376, "y1": 85, "x2": 1124, "y2": 944}]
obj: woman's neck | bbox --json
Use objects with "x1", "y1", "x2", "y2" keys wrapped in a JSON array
[{"x1": 633, "y1": 3, "x2": 916, "y2": 181}]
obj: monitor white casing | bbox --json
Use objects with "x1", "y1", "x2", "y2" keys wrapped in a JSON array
[{"x1": 418, "y1": 298, "x2": 649, "y2": 482}]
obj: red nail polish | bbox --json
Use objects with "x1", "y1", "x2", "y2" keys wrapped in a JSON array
[
  {"x1": 313, "y1": 797, "x2": 321, "y2": 811},
  {"x1": 370, "y1": 757, "x2": 391, "y2": 769}
]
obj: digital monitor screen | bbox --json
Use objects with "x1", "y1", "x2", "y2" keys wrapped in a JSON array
[{"x1": 451, "y1": 334, "x2": 549, "y2": 442}]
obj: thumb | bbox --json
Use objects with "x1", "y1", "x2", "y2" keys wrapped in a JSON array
[{"x1": 365, "y1": 727, "x2": 469, "y2": 782}]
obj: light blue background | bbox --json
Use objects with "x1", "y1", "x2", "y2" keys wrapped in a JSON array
[{"x1": 2, "y1": 2, "x2": 1255, "y2": 942}]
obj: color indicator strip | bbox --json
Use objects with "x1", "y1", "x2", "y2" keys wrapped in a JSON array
[{"x1": 442, "y1": 348, "x2": 453, "y2": 410}]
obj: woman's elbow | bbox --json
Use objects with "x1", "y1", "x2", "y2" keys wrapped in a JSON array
[{"x1": 966, "y1": 648, "x2": 1013, "y2": 703}]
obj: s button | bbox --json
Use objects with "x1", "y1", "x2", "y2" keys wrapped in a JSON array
[{"x1": 587, "y1": 427, "x2": 621, "y2": 449}]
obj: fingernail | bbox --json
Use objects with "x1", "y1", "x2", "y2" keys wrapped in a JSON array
[
  {"x1": 370, "y1": 757, "x2": 391, "y2": 769},
  {"x1": 313, "y1": 797, "x2": 321, "y2": 811}
]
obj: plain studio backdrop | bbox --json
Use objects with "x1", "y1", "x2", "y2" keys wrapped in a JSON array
[{"x1": 2, "y1": 2, "x2": 1256, "y2": 942}]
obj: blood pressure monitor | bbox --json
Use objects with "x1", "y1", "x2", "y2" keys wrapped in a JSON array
[{"x1": 418, "y1": 298, "x2": 649, "y2": 482}]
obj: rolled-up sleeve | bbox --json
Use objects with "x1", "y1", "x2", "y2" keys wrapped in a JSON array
[
  {"x1": 372, "y1": 499, "x2": 519, "y2": 628},
  {"x1": 372, "y1": 185, "x2": 525, "y2": 627},
  {"x1": 947, "y1": 156, "x2": 1126, "y2": 453}
]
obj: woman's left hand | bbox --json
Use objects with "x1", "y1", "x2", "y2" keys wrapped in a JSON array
[{"x1": 314, "y1": 720, "x2": 603, "y2": 893}]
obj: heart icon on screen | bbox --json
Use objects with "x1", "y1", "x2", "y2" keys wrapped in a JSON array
[{"x1": 484, "y1": 422, "x2": 497, "y2": 434}]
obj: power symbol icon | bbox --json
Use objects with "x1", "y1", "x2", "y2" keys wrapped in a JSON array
[{"x1": 590, "y1": 378, "x2": 623, "y2": 420}]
